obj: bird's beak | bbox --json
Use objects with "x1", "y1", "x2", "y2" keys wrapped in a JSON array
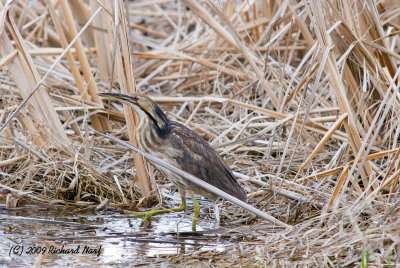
[{"x1": 98, "y1": 92, "x2": 137, "y2": 104}]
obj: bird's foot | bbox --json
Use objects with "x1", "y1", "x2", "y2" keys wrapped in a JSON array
[
  {"x1": 124, "y1": 210, "x2": 154, "y2": 227},
  {"x1": 123, "y1": 199, "x2": 188, "y2": 229},
  {"x1": 124, "y1": 207, "x2": 187, "y2": 228},
  {"x1": 191, "y1": 218, "x2": 197, "y2": 232},
  {"x1": 191, "y1": 195, "x2": 200, "y2": 232}
]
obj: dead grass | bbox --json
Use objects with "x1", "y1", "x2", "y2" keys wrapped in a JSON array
[{"x1": 1, "y1": 0, "x2": 400, "y2": 266}]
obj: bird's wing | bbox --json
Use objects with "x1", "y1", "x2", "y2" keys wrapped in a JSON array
[{"x1": 169, "y1": 121, "x2": 246, "y2": 201}]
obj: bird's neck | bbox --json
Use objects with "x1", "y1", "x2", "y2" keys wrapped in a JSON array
[
  {"x1": 136, "y1": 114, "x2": 167, "y2": 152},
  {"x1": 150, "y1": 105, "x2": 171, "y2": 136},
  {"x1": 131, "y1": 104, "x2": 171, "y2": 136},
  {"x1": 135, "y1": 108, "x2": 170, "y2": 139}
]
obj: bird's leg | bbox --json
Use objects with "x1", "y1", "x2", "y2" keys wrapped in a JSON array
[
  {"x1": 190, "y1": 193, "x2": 200, "y2": 232},
  {"x1": 124, "y1": 190, "x2": 187, "y2": 227}
]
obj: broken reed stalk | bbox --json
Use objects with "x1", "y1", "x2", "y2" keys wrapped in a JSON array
[
  {"x1": 0, "y1": 5, "x2": 102, "y2": 143},
  {"x1": 0, "y1": 3, "x2": 70, "y2": 148},
  {"x1": 94, "y1": 129, "x2": 290, "y2": 229},
  {"x1": 1, "y1": 0, "x2": 400, "y2": 264},
  {"x1": 59, "y1": 0, "x2": 111, "y2": 132},
  {"x1": 112, "y1": 0, "x2": 152, "y2": 196},
  {"x1": 48, "y1": 1, "x2": 94, "y2": 137}
]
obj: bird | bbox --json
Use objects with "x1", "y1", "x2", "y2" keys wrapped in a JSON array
[{"x1": 99, "y1": 92, "x2": 246, "y2": 231}]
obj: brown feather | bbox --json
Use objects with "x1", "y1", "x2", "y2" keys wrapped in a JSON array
[{"x1": 168, "y1": 121, "x2": 247, "y2": 201}]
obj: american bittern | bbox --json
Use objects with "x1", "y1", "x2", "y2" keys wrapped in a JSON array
[{"x1": 99, "y1": 92, "x2": 246, "y2": 231}]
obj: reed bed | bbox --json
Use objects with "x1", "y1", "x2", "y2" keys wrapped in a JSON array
[{"x1": 1, "y1": 0, "x2": 400, "y2": 265}]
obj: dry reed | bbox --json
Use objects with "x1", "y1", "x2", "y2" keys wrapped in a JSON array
[{"x1": 1, "y1": 0, "x2": 400, "y2": 265}]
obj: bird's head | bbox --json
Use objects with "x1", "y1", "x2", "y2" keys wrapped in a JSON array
[{"x1": 99, "y1": 92, "x2": 170, "y2": 134}]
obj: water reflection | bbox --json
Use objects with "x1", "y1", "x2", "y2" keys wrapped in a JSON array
[{"x1": 0, "y1": 206, "x2": 228, "y2": 266}]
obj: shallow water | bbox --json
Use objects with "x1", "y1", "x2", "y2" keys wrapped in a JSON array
[{"x1": 0, "y1": 202, "x2": 230, "y2": 267}]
